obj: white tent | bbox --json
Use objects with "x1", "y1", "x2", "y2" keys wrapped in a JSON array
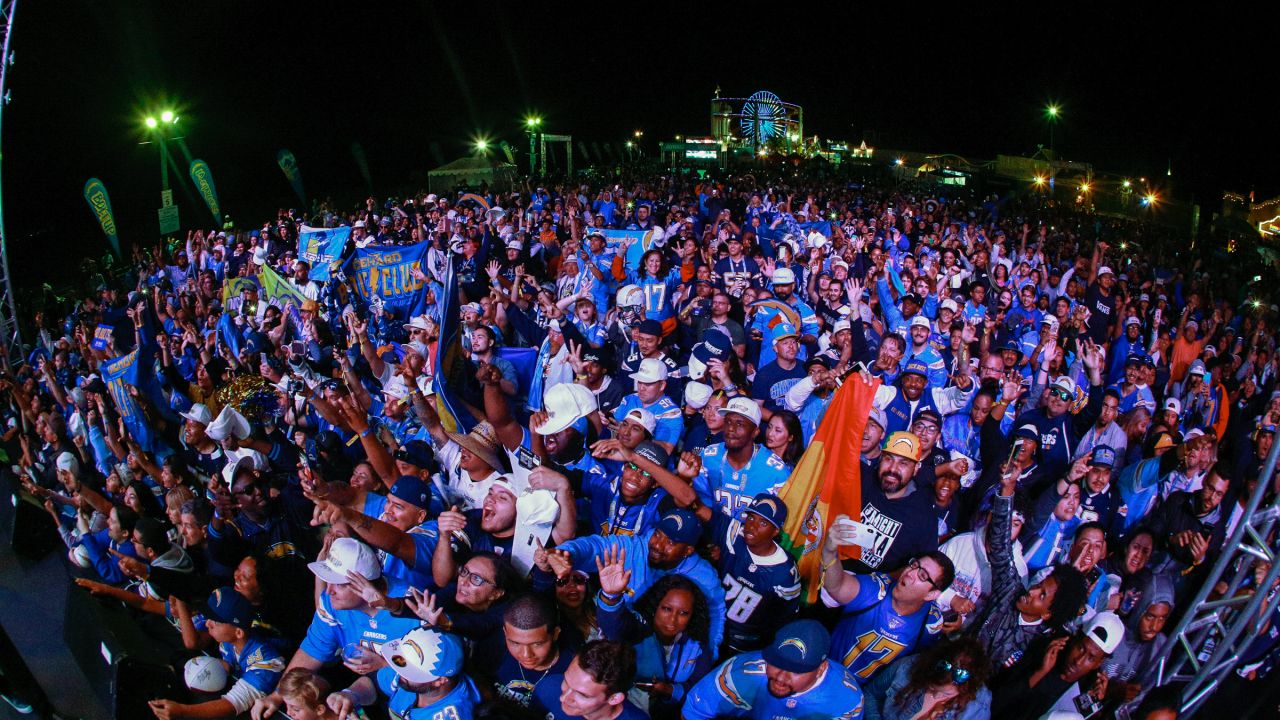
[{"x1": 427, "y1": 156, "x2": 516, "y2": 192}]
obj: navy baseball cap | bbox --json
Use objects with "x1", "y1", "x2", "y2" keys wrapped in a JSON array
[
  {"x1": 740, "y1": 493, "x2": 787, "y2": 529},
  {"x1": 637, "y1": 319, "x2": 664, "y2": 337},
  {"x1": 762, "y1": 620, "x2": 830, "y2": 673},
  {"x1": 656, "y1": 508, "x2": 702, "y2": 545},
  {"x1": 693, "y1": 331, "x2": 732, "y2": 364},
  {"x1": 1014, "y1": 423, "x2": 1040, "y2": 441},
  {"x1": 1090, "y1": 445, "x2": 1116, "y2": 468},
  {"x1": 902, "y1": 359, "x2": 930, "y2": 378},
  {"x1": 395, "y1": 440, "x2": 435, "y2": 469},
  {"x1": 390, "y1": 476, "x2": 433, "y2": 510},
  {"x1": 633, "y1": 440, "x2": 669, "y2": 468},
  {"x1": 203, "y1": 587, "x2": 254, "y2": 629}
]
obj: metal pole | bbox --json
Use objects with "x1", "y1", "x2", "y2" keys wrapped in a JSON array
[{"x1": 0, "y1": 0, "x2": 24, "y2": 367}]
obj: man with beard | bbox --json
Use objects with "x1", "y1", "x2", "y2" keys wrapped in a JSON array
[
  {"x1": 748, "y1": 268, "x2": 819, "y2": 368},
  {"x1": 683, "y1": 620, "x2": 865, "y2": 720},
  {"x1": 854, "y1": 431, "x2": 940, "y2": 574},
  {"x1": 1145, "y1": 469, "x2": 1230, "y2": 579},
  {"x1": 901, "y1": 315, "x2": 949, "y2": 389},
  {"x1": 1070, "y1": 447, "x2": 1127, "y2": 537},
  {"x1": 613, "y1": 358, "x2": 684, "y2": 452},
  {"x1": 548, "y1": 508, "x2": 727, "y2": 651}
]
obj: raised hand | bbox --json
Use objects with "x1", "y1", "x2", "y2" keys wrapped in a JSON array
[
  {"x1": 405, "y1": 587, "x2": 444, "y2": 626},
  {"x1": 677, "y1": 451, "x2": 702, "y2": 480},
  {"x1": 595, "y1": 546, "x2": 631, "y2": 596}
]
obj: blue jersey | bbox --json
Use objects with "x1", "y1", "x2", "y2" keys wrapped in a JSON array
[
  {"x1": 750, "y1": 298, "x2": 820, "y2": 367},
  {"x1": 627, "y1": 267, "x2": 682, "y2": 323},
  {"x1": 298, "y1": 591, "x2": 424, "y2": 663},
  {"x1": 695, "y1": 444, "x2": 790, "y2": 530},
  {"x1": 490, "y1": 647, "x2": 573, "y2": 711},
  {"x1": 684, "y1": 652, "x2": 865, "y2": 720},
  {"x1": 583, "y1": 468, "x2": 672, "y2": 537},
  {"x1": 613, "y1": 394, "x2": 684, "y2": 448},
  {"x1": 1109, "y1": 382, "x2": 1156, "y2": 415},
  {"x1": 219, "y1": 634, "x2": 285, "y2": 694},
  {"x1": 826, "y1": 572, "x2": 944, "y2": 681},
  {"x1": 712, "y1": 515, "x2": 802, "y2": 652},
  {"x1": 377, "y1": 668, "x2": 481, "y2": 720}
]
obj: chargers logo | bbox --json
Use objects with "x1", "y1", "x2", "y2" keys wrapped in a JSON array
[{"x1": 780, "y1": 638, "x2": 807, "y2": 655}]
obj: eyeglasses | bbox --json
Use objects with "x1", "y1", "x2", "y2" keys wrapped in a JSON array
[
  {"x1": 1049, "y1": 387, "x2": 1073, "y2": 402},
  {"x1": 458, "y1": 566, "x2": 494, "y2": 588},
  {"x1": 625, "y1": 462, "x2": 653, "y2": 480},
  {"x1": 935, "y1": 660, "x2": 971, "y2": 685},
  {"x1": 555, "y1": 574, "x2": 588, "y2": 588},
  {"x1": 908, "y1": 558, "x2": 940, "y2": 590}
]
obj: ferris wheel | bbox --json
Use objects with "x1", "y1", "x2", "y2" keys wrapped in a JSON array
[{"x1": 739, "y1": 90, "x2": 787, "y2": 142}]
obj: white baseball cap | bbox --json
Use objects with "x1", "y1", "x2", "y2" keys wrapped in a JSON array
[
  {"x1": 382, "y1": 376, "x2": 411, "y2": 401},
  {"x1": 308, "y1": 537, "x2": 382, "y2": 585},
  {"x1": 684, "y1": 381, "x2": 712, "y2": 410},
  {"x1": 180, "y1": 403, "x2": 213, "y2": 426},
  {"x1": 630, "y1": 358, "x2": 669, "y2": 384},
  {"x1": 718, "y1": 396, "x2": 762, "y2": 426},
  {"x1": 1084, "y1": 611, "x2": 1126, "y2": 654},
  {"x1": 623, "y1": 408, "x2": 657, "y2": 434},
  {"x1": 536, "y1": 383, "x2": 598, "y2": 436},
  {"x1": 909, "y1": 315, "x2": 931, "y2": 329},
  {"x1": 1097, "y1": 265, "x2": 1115, "y2": 277},
  {"x1": 1163, "y1": 397, "x2": 1182, "y2": 415},
  {"x1": 940, "y1": 299, "x2": 959, "y2": 313},
  {"x1": 772, "y1": 268, "x2": 797, "y2": 285}
]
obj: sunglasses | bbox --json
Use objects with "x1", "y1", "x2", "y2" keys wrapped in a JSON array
[
  {"x1": 555, "y1": 574, "x2": 588, "y2": 588},
  {"x1": 935, "y1": 660, "x2": 971, "y2": 685},
  {"x1": 625, "y1": 462, "x2": 653, "y2": 480},
  {"x1": 1049, "y1": 387, "x2": 1073, "y2": 402}
]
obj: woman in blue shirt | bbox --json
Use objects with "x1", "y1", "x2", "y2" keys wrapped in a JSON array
[
  {"x1": 627, "y1": 249, "x2": 684, "y2": 330},
  {"x1": 596, "y1": 548, "x2": 714, "y2": 720}
]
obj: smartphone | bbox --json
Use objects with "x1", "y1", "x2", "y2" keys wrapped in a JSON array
[
  {"x1": 290, "y1": 341, "x2": 305, "y2": 356},
  {"x1": 834, "y1": 518, "x2": 878, "y2": 549},
  {"x1": 1006, "y1": 438, "x2": 1024, "y2": 467},
  {"x1": 515, "y1": 446, "x2": 541, "y2": 471}
]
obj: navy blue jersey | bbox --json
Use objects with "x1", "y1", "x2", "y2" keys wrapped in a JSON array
[
  {"x1": 490, "y1": 648, "x2": 573, "y2": 711},
  {"x1": 711, "y1": 515, "x2": 801, "y2": 652}
]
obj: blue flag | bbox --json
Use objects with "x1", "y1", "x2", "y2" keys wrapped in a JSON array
[
  {"x1": 298, "y1": 225, "x2": 351, "y2": 281},
  {"x1": 597, "y1": 229, "x2": 651, "y2": 273},
  {"x1": 432, "y1": 259, "x2": 478, "y2": 435},
  {"x1": 349, "y1": 242, "x2": 430, "y2": 323},
  {"x1": 101, "y1": 343, "x2": 167, "y2": 456}
]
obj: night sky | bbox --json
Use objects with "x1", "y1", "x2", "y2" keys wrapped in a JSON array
[{"x1": 3, "y1": 2, "x2": 1276, "y2": 282}]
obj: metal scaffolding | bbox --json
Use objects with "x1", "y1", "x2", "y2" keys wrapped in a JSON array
[
  {"x1": 0, "y1": 0, "x2": 21, "y2": 367},
  {"x1": 1155, "y1": 435, "x2": 1280, "y2": 714}
]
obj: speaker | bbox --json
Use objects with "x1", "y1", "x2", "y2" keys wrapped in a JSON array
[{"x1": 8, "y1": 489, "x2": 61, "y2": 559}]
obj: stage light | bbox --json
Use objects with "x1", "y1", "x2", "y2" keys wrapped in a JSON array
[
  {"x1": 1123, "y1": 180, "x2": 1131, "y2": 188},
  {"x1": 1033, "y1": 175, "x2": 1046, "y2": 186},
  {"x1": 524, "y1": 115, "x2": 542, "y2": 129},
  {"x1": 1080, "y1": 183, "x2": 1091, "y2": 193},
  {"x1": 160, "y1": 110, "x2": 174, "y2": 123},
  {"x1": 1046, "y1": 104, "x2": 1060, "y2": 118},
  {"x1": 474, "y1": 138, "x2": 489, "y2": 152},
  {"x1": 145, "y1": 116, "x2": 158, "y2": 129},
  {"x1": 894, "y1": 158, "x2": 904, "y2": 166}
]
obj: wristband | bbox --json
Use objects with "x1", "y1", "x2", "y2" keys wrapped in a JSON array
[{"x1": 360, "y1": 426, "x2": 374, "y2": 438}]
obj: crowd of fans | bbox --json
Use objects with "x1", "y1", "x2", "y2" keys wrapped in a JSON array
[{"x1": 4, "y1": 168, "x2": 1278, "y2": 720}]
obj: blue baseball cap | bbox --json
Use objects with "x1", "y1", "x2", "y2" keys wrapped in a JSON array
[
  {"x1": 902, "y1": 359, "x2": 930, "y2": 378},
  {"x1": 740, "y1": 493, "x2": 787, "y2": 529},
  {"x1": 762, "y1": 620, "x2": 830, "y2": 673},
  {"x1": 1090, "y1": 445, "x2": 1116, "y2": 468},
  {"x1": 637, "y1": 319, "x2": 664, "y2": 337},
  {"x1": 771, "y1": 322, "x2": 799, "y2": 345},
  {"x1": 656, "y1": 508, "x2": 702, "y2": 545},
  {"x1": 390, "y1": 475, "x2": 433, "y2": 510},
  {"x1": 394, "y1": 440, "x2": 435, "y2": 469},
  {"x1": 693, "y1": 330, "x2": 732, "y2": 363},
  {"x1": 203, "y1": 587, "x2": 254, "y2": 629}
]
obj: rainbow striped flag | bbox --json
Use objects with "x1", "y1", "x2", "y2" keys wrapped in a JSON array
[{"x1": 778, "y1": 373, "x2": 880, "y2": 603}]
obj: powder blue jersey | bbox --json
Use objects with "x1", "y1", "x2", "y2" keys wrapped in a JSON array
[
  {"x1": 826, "y1": 572, "x2": 944, "y2": 681},
  {"x1": 694, "y1": 443, "x2": 790, "y2": 531},
  {"x1": 298, "y1": 591, "x2": 424, "y2": 664},
  {"x1": 377, "y1": 668, "x2": 481, "y2": 720},
  {"x1": 219, "y1": 635, "x2": 285, "y2": 694},
  {"x1": 684, "y1": 652, "x2": 865, "y2": 720}
]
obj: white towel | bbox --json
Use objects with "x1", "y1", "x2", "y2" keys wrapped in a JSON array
[{"x1": 511, "y1": 490, "x2": 560, "y2": 577}]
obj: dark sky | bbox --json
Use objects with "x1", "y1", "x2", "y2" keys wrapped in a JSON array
[{"x1": 3, "y1": 2, "x2": 1277, "y2": 281}]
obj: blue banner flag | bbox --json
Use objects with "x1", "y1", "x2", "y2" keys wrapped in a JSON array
[
  {"x1": 276, "y1": 148, "x2": 306, "y2": 205},
  {"x1": 83, "y1": 178, "x2": 122, "y2": 259},
  {"x1": 298, "y1": 225, "x2": 351, "y2": 281},
  {"x1": 188, "y1": 159, "x2": 223, "y2": 226},
  {"x1": 597, "y1": 229, "x2": 653, "y2": 272},
  {"x1": 432, "y1": 259, "x2": 479, "y2": 435},
  {"x1": 349, "y1": 242, "x2": 430, "y2": 323},
  {"x1": 91, "y1": 325, "x2": 114, "y2": 352},
  {"x1": 101, "y1": 344, "x2": 165, "y2": 455}
]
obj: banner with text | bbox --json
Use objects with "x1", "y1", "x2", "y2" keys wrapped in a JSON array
[
  {"x1": 83, "y1": 178, "x2": 122, "y2": 258},
  {"x1": 188, "y1": 159, "x2": 223, "y2": 226},
  {"x1": 349, "y1": 242, "x2": 429, "y2": 322},
  {"x1": 298, "y1": 225, "x2": 352, "y2": 281}
]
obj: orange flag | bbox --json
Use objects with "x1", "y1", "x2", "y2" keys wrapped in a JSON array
[{"x1": 778, "y1": 373, "x2": 881, "y2": 603}]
